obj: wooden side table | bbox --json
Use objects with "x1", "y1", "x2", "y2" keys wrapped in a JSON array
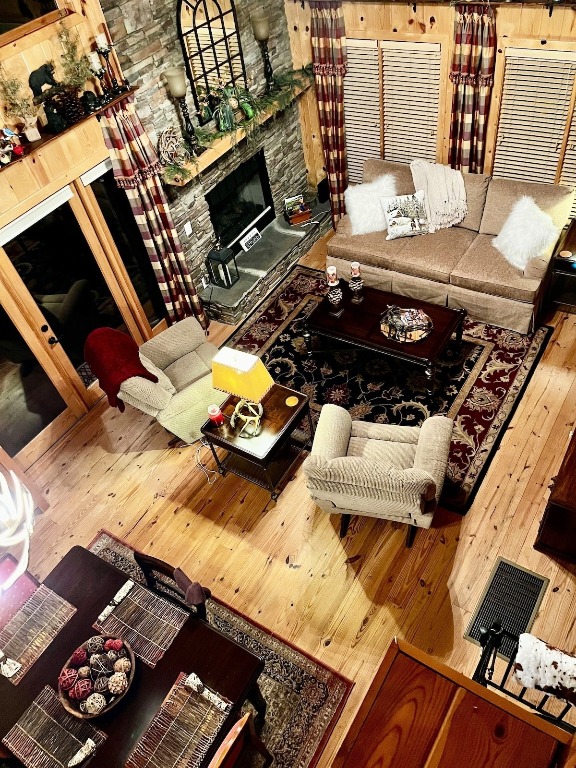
[
  {"x1": 201, "y1": 384, "x2": 313, "y2": 500},
  {"x1": 549, "y1": 219, "x2": 576, "y2": 313}
]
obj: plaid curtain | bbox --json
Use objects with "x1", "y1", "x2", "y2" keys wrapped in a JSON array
[
  {"x1": 449, "y1": 5, "x2": 496, "y2": 173},
  {"x1": 310, "y1": 0, "x2": 348, "y2": 226},
  {"x1": 100, "y1": 96, "x2": 208, "y2": 329}
]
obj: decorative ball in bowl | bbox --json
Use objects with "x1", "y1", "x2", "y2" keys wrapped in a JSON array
[{"x1": 58, "y1": 636, "x2": 135, "y2": 718}]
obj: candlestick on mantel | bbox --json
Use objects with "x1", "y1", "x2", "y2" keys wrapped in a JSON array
[
  {"x1": 95, "y1": 33, "x2": 109, "y2": 51},
  {"x1": 88, "y1": 52, "x2": 102, "y2": 72}
]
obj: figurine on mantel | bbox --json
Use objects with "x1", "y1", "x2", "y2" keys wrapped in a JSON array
[{"x1": 43, "y1": 101, "x2": 68, "y2": 134}]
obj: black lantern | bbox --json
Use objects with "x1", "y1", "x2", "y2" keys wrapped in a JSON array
[{"x1": 206, "y1": 244, "x2": 240, "y2": 289}]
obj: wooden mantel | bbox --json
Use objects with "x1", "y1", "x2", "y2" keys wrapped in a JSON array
[{"x1": 162, "y1": 82, "x2": 312, "y2": 187}]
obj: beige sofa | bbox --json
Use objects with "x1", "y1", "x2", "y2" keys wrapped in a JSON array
[{"x1": 327, "y1": 159, "x2": 574, "y2": 333}]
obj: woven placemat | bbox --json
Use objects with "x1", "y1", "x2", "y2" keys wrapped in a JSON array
[
  {"x1": 0, "y1": 584, "x2": 76, "y2": 685},
  {"x1": 125, "y1": 672, "x2": 231, "y2": 768},
  {"x1": 2, "y1": 686, "x2": 106, "y2": 768},
  {"x1": 93, "y1": 580, "x2": 189, "y2": 667},
  {"x1": 465, "y1": 557, "x2": 549, "y2": 660}
]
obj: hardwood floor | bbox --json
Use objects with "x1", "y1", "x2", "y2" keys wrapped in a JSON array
[{"x1": 23, "y1": 235, "x2": 576, "y2": 766}]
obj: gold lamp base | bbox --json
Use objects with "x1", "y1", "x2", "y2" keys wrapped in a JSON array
[{"x1": 230, "y1": 399, "x2": 264, "y2": 438}]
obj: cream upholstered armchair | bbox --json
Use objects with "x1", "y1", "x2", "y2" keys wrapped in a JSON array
[
  {"x1": 119, "y1": 317, "x2": 226, "y2": 444},
  {"x1": 302, "y1": 404, "x2": 453, "y2": 546}
]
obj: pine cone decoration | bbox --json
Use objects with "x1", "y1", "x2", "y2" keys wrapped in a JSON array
[{"x1": 51, "y1": 87, "x2": 85, "y2": 124}]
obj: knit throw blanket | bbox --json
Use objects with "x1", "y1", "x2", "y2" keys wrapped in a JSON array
[
  {"x1": 410, "y1": 159, "x2": 467, "y2": 233},
  {"x1": 514, "y1": 633, "x2": 576, "y2": 705},
  {"x1": 84, "y1": 327, "x2": 158, "y2": 412}
]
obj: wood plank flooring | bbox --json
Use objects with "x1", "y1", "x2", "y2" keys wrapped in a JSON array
[{"x1": 23, "y1": 236, "x2": 576, "y2": 766}]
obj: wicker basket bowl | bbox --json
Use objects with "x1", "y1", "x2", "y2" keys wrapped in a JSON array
[{"x1": 58, "y1": 636, "x2": 135, "y2": 719}]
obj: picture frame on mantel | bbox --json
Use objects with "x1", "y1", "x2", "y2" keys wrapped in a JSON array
[{"x1": 239, "y1": 227, "x2": 262, "y2": 252}]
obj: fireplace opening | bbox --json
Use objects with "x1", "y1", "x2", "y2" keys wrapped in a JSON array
[{"x1": 206, "y1": 150, "x2": 275, "y2": 254}]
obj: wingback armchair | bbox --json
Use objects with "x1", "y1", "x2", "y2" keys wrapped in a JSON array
[
  {"x1": 118, "y1": 317, "x2": 226, "y2": 444},
  {"x1": 302, "y1": 404, "x2": 453, "y2": 545}
]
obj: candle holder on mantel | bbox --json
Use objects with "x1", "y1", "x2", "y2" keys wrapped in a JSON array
[
  {"x1": 88, "y1": 52, "x2": 112, "y2": 105},
  {"x1": 94, "y1": 33, "x2": 129, "y2": 97},
  {"x1": 251, "y1": 12, "x2": 275, "y2": 92},
  {"x1": 163, "y1": 67, "x2": 205, "y2": 157},
  {"x1": 349, "y1": 261, "x2": 364, "y2": 304},
  {"x1": 326, "y1": 266, "x2": 344, "y2": 318}
]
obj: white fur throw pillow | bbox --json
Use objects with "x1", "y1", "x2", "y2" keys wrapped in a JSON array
[
  {"x1": 345, "y1": 174, "x2": 397, "y2": 235},
  {"x1": 492, "y1": 196, "x2": 559, "y2": 270}
]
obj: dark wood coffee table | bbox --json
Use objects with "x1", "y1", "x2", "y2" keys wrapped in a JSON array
[
  {"x1": 201, "y1": 384, "x2": 312, "y2": 500},
  {"x1": 304, "y1": 283, "x2": 466, "y2": 398}
]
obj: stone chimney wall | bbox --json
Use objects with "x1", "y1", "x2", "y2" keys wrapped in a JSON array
[{"x1": 100, "y1": 0, "x2": 309, "y2": 284}]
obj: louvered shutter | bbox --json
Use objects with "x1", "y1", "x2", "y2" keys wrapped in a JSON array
[
  {"x1": 343, "y1": 39, "x2": 381, "y2": 184},
  {"x1": 493, "y1": 50, "x2": 576, "y2": 183},
  {"x1": 560, "y1": 107, "x2": 576, "y2": 218},
  {"x1": 380, "y1": 41, "x2": 441, "y2": 163}
]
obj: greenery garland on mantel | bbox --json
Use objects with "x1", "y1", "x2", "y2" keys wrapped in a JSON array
[
  {"x1": 162, "y1": 66, "x2": 312, "y2": 186},
  {"x1": 196, "y1": 66, "x2": 312, "y2": 146}
]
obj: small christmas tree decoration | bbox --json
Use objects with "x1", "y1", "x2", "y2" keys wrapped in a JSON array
[
  {"x1": 0, "y1": 65, "x2": 39, "y2": 140},
  {"x1": 58, "y1": 25, "x2": 93, "y2": 92}
]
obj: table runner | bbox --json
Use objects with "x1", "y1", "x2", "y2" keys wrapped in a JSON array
[
  {"x1": 93, "y1": 580, "x2": 189, "y2": 667},
  {"x1": 0, "y1": 584, "x2": 76, "y2": 685},
  {"x1": 2, "y1": 686, "x2": 107, "y2": 768},
  {"x1": 125, "y1": 672, "x2": 231, "y2": 768}
]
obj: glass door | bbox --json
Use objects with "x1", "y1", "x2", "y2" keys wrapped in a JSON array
[
  {"x1": 0, "y1": 180, "x2": 165, "y2": 461},
  {"x1": 0, "y1": 305, "x2": 68, "y2": 457}
]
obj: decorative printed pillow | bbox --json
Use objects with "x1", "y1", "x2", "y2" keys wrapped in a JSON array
[
  {"x1": 492, "y1": 196, "x2": 559, "y2": 270},
  {"x1": 345, "y1": 174, "x2": 397, "y2": 235},
  {"x1": 381, "y1": 191, "x2": 430, "y2": 241}
]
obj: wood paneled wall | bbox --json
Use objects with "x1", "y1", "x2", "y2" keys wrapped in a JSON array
[
  {"x1": 284, "y1": 1, "x2": 576, "y2": 184},
  {"x1": 0, "y1": 0, "x2": 120, "y2": 227}
]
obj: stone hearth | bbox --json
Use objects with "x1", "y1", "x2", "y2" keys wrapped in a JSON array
[{"x1": 201, "y1": 203, "x2": 331, "y2": 324}]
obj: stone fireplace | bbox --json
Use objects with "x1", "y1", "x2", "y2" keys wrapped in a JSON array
[{"x1": 100, "y1": 0, "x2": 327, "y2": 322}]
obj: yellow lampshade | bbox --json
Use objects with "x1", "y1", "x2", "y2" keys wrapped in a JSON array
[{"x1": 212, "y1": 348, "x2": 274, "y2": 403}]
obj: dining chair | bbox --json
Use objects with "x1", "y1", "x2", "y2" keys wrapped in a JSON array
[
  {"x1": 133, "y1": 550, "x2": 210, "y2": 620},
  {"x1": 207, "y1": 712, "x2": 273, "y2": 768},
  {"x1": 134, "y1": 550, "x2": 268, "y2": 728}
]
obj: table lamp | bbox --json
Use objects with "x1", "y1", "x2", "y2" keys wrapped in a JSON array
[
  {"x1": 212, "y1": 348, "x2": 274, "y2": 437},
  {"x1": 0, "y1": 470, "x2": 35, "y2": 594}
]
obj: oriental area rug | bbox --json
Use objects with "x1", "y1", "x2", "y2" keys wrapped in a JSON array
[
  {"x1": 90, "y1": 531, "x2": 352, "y2": 768},
  {"x1": 226, "y1": 265, "x2": 551, "y2": 513}
]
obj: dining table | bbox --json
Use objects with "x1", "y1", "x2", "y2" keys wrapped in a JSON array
[{"x1": 0, "y1": 546, "x2": 265, "y2": 768}]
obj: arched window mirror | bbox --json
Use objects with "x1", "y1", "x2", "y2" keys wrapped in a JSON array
[{"x1": 177, "y1": 0, "x2": 247, "y2": 124}]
